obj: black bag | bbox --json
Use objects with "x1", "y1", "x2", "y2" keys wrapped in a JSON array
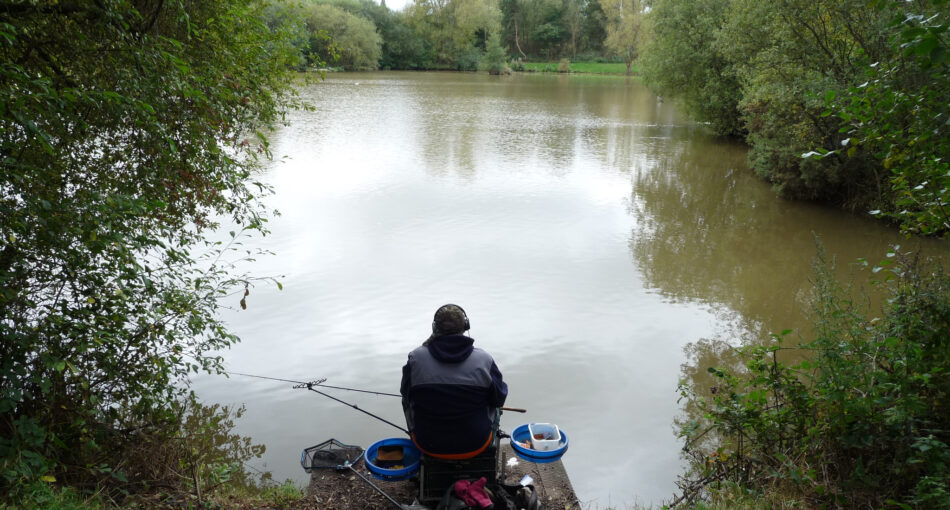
[{"x1": 486, "y1": 482, "x2": 543, "y2": 510}]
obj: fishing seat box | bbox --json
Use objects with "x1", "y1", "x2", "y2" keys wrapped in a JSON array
[{"x1": 418, "y1": 435, "x2": 500, "y2": 503}]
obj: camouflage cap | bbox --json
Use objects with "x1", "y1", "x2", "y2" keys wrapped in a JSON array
[{"x1": 431, "y1": 304, "x2": 469, "y2": 335}]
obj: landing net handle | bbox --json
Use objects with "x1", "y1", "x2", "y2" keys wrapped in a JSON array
[
  {"x1": 301, "y1": 438, "x2": 410, "y2": 510},
  {"x1": 301, "y1": 438, "x2": 365, "y2": 472}
]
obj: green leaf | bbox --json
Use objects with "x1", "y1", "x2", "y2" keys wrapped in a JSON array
[{"x1": 914, "y1": 35, "x2": 939, "y2": 57}]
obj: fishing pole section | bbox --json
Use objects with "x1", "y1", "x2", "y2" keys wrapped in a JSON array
[
  {"x1": 292, "y1": 378, "x2": 410, "y2": 435},
  {"x1": 229, "y1": 371, "x2": 401, "y2": 396}
]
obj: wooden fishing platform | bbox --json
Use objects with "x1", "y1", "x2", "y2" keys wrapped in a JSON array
[
  {"x1": 498, "y1": 444, "x2": 581, "y2": 509},
  {"x1": 306, "y1": 443, "x2": 581, "y2": 509}
]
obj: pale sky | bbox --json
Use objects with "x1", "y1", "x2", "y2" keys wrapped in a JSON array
[{"x1": 382, "y1": 0, "x2": 411, "y2": 12}]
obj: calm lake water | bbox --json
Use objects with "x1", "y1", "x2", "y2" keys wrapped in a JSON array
[{"x1": 191, "y1": 71, "x2": 950, "y2": 508}]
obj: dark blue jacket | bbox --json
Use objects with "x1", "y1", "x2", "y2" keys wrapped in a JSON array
[{"x1": 400, "y1": 334, "x2": 508, "y2": 455}]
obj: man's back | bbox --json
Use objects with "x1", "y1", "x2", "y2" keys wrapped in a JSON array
[{"x1": 400, "y1": 305, "x2": 507, "y2": 458}]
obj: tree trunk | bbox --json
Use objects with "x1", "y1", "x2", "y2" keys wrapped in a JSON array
[
  {"x1": 571, "y1": 24, "x2": 577, "y2": 59},
  {"x1": 514, "y1": 20, "x2": 527, "y2": 59}
]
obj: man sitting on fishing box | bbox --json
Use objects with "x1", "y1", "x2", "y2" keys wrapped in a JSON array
[{"x1": 400, "y1": 304, "x2": 508, "y2": 459}]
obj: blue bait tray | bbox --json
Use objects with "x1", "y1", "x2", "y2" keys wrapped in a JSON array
[
  {"x1": 365, "y1": 437, "x2": 421, "y2": 481},
  {"x1": 509, "y1": 423, "x2": 569, "y2": 463}
]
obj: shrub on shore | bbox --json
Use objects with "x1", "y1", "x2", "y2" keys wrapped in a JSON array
[{"x1": 675, "y1": 247, "x2": 950, "y2": 508}]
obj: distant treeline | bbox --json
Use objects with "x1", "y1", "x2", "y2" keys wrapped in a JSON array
[{"x1": 263, "y1": 0, "x2": 613, "y2": 71}]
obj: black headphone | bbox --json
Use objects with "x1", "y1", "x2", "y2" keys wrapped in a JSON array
[{"x1": 432, "y1": 304, "x2": 470, "y2": 334}]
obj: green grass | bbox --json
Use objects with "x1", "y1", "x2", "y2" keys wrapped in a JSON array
[
  {"x1": 521, "y1": 61, "x2": 635, "y2": 75},
  {"x1": 3, "y1": 482, "x2": 106, "y2": 510}
]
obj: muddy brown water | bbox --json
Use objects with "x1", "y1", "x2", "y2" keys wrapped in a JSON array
[{"x1": 191, "y1": 71, "x2": 950, "y2": 508}]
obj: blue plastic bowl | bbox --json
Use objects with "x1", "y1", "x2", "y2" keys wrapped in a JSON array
[
  {"x1": 364, "y1": 438, "x2": 421, "y2": 481},
  {"x1": 509, "y1": 424, "x2": 569, "y2": 464}
]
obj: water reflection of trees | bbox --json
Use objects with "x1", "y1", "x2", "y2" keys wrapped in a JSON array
[
  {"x1": 631, "y1": 134, "x2": 950, "y2": 473},
  {"x1": 411, "y1": 74, "x2": 681, "y2": 180},
  {"x1": 628, "y1": 131, "x2": 929, "y2": 343},
  {"x1": 630, "y1": 135, "x2": 821, "y2": 340}
]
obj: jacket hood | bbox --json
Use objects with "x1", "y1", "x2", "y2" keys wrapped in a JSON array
[{"x1": 426, "y1": 334, "x2": 474, "y2": 363}]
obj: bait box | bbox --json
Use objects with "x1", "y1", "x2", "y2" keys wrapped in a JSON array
[{"x1": 527, "y1": 423, "x2": 561, "y2": 452}]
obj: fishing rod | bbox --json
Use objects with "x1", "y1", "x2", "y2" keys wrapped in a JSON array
[
  {"x1": 229, "y1": 371, "x2": 400, "y2": 397},
  {"x1": 229, "y1": 371, "x2": 527, "y2": 413},
  {"x1": 294, "y1": 379, "x2": 409, "y2": 435}
]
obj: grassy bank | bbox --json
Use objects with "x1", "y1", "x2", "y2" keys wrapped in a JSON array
[
  {"x1": 521, "y1": 61, "x2": 635, "y2": 75},
  {"x1": 6, "y1": 479, "x2": 306, "y2": 510}
]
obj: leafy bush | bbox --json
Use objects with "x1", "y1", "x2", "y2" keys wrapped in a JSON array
[
  {"x1": 813, "y1": 0, "x2": 950, "y2": 236},
  {"x1": 302, "y1": 3, "x2": 382, "y2": 70},
  {"x1": 676, "y1": 248, "x2": 950, "y2": 508},
  {"x1": 457, "y1": 47, "x2": 485, "y2": 71},
  {"x1": 644, "y1": 0, "x2": 950, "y2": 224},
  {"x1": 640, "y1": 0, "x2": 745, "y2": 137},
  {"x1": 0, "y1": 0, "x2": 297, "y2": 501},
  {"x1": 480, "y1": 33, "x2": 510, "y2": 74}
]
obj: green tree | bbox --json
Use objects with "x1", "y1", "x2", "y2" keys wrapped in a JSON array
[
  {"x1": 642, "y1": 0, "x2": 897, "y2": 209},
  {"x1": 500, "y1": 0, "x2": 528, "y2": 58},
  {"x1": 405, "y1": 0, "x2": 459, "y2": 66},
  {"x1": 601, "y1": 0, "x2": 645, "y2": 73},
  {"x1": 455, "y1": 0, "x2": 503, "y2": 50},
  {"x1": 480, "y1": 31, "x2": 510, "y2": 73},
  {"x1": 640, "y1": 0, "x2": 744, "y2": 135},
  {"x1": 819, "y1": 0, "x2": 950, "y2": 236},
  {"x1": 719, "y1": 0, "x2": 890, "y2": 204},
  {"x1": 525, "y1": 0, "x2": 568, "y2": 57},
  {"x1": 500, "y1": 0, "x2": 567, "y2": 58},
  {"x1": 560, "y1": 0, "x2": 583, "y2": 58},
  {"x1": 303, "y1": 2, "x2": 382, "y2": 69},
  {"x1": 405, "y1": 0, "x2": 500, "y2": 68},
  {"x1": 349, "y1": 0, "x2": 434, "y2": 69},
  {"x1": 0, "y1": 0, "x2": 298, "y2": 498},
  {"x1": 580, "y1": 0, "x2": 607, "y2": 56}
]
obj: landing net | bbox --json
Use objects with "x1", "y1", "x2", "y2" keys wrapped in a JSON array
[{"x1": 301, "y1": 438, "x2": 365, "y2": 472}]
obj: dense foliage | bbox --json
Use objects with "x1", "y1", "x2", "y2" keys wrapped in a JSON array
[
  {"x1": 676, "y1": 250, "x2": 950, "y2": 508},
  {"x1": 404, "y1": 0, "x2": 502, "y2": 69},
  {"x1": 639, "y1": 0, "x2": 743, "y2": 136},
  {"x1": 262, "y1": 0, "x2": 616, "y2": 71},
  {"x1": 822, "y1": 0, "x2": 950, "y2": 236},
  {"x1": 304, "y1": 2, "x2": 383, "y2": 70},
  {"x1": 600, "y1": 0, "x2": 645, "y2": 74},
  {"x1": 641, "y1": 0, "x2": 949, "y2": 234},
  {"x1": 0, "y1": 0, "x2": 298, "y2": 500},
  {"x1": 480, "y1": 32, "x2": 511, "y2": 74}
]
